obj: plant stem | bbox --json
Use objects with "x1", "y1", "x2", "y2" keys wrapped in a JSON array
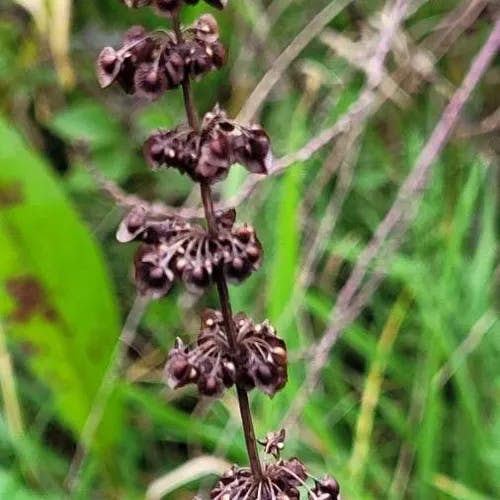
[{"x1": 172, "y1": 12, "x2": 263, "y2": 479}]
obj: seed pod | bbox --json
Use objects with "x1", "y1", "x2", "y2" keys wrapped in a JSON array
[
  {"x1": 215, "y1": 208, "x2": 236, "y2": 231},
  {"x1": 143, "y1": 128, "x2": 199, "y2": 176},
  {"x1": 182, "y1": 264, "x2": 211, "y2": 294},
  {"x1": 96, "y1": 47, "x2": 122, "y2": 88},
  {"x1": 163, "y1": 50, "x2": 186, "y2": 87},
  {"x1": 133, "y1": 245, "x2": 173, "y2": 298},
  {"x1": 196, "y1": 132, "x2": 232, "y2": 182},
  {"x1": 116, "y1": 206, "x2": 148, "y2": 242},
  {"x1": 221, "y1": 225, "x2": 263, "y2": 283},
  {"x1": 193, "y1": 14, "x2": 220, "y2": 44},
  {"x1": 153, "y1": 0, "x2": 182, "y2": 15},
  {"x1": 233, "y1": 126, "x2": 273, "y2": 174},
  {"x1": 134, "y1": 63, "x2": 168, "y2": 100},
  {"x1": 164, "y1": 338, "x2": 193, "y2": 389},
  {"x1": 309, "y1": 476, "x2": 341, "y2": 500}
]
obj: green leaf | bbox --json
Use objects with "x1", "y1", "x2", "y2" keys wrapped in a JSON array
[
  {"x1": 49, "y1": 101, "x2": 121, "y2": 148},
  {"x1": 0, "y1": 469, "x2": 59, "y2": 500},
  {"x1": 0, "y1": 117, "x2": 122, "y2": 468}
]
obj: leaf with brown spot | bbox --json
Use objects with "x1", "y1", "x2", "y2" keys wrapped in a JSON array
[
  {"x1": 0, "y1": 116, "x2": 122, "y2": 478},
  {"x1": 6, "y1": 276, "x2": 58, "y2": 322},
  {"x1": 0, "y1": 180, "x2": 24, "y2": 208}
]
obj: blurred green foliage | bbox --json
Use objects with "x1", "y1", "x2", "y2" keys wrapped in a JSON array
[{"x1": 0, "y1": 0, "x2": 499, "y2": 499}]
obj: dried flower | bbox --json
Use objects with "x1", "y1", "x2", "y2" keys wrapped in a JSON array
[
  {"x1": 133, "y1": 244, "x2": 174, "y2": 298},
  {"x1": 102, "y1": 0, "x2": 340, "y2": 494},
  {"x1": 164, "y1": 309, "x2": 287, "y2": 397},
  {"x1": 117, "y1": 209, "x2": 263, "y2": 296},
  {"x1": 97, "y1": 26, "x2": 155, "y2": 93},
  {"x1": 143, "y1": 127, "x2": 200, "y2": 174},
  {"x1": 210, "y1": 458, "x2": 307, "y2": 499},
  {"x1": 96, "y1": 17, "x2": 225, "y2": 99},
  {"x1": 121, "y1": 0, "x2": 227, "y2": 13},
  {"x1": 144, "y1": 105, "x2": 272, "y2": 183},
  {"x1": 258, "y1": 429, "x2": 286, "y2": 459},
  {"x1": 309, "y1": 476, "x2": 341, "y2": 500}
]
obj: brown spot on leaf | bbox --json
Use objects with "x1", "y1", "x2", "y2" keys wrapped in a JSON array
[
  {"x1": 0, "y1": 181, "x2": 24, "y2": 208},
  {"x1": 6, "y1": 276, "x2": 58, "y2": 323},
  {"x1": 19, "y1": 341, "x2": 40, "y2": 356}
]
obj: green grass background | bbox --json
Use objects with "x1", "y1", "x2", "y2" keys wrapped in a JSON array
[{"x1": 0, "y1": 0, "x2": 499, "y2": 498}]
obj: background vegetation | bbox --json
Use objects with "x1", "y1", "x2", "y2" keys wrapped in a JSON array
[{"x1": 0, "y1": 0, "x2": 499, "y2": 498}]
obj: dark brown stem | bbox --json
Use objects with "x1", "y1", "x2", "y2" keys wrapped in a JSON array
[
  {"x1": 200, "y1": 182, "x2": 262, "y2": 478},
  {"x1": 172, "y1": 11, "x2": 263, "y2": 480},
  {"x1": 172, "y1": 13, "x2": 200, "y2": 130}
]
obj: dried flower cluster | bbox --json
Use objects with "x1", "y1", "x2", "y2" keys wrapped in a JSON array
[
  {"x1": 117, "y1": 207, "x2": 262, "y2": 296},
  {"x1": 121, "y1": 0, "x2": 226, "y2": 16},
  {"x1": 99, "y1": 0, "x2": 340, "y2": 497},
  {"x1": 210, "y1": 431, "x2": 340, "y2": 499},
  {"x1": 97, "y1": 15, "x2": 225, "y2": 99},
  {"x1": 144, "y1": 106, "x2": 272, "y2": 183},
  {"x1": 165, "y1": 309, "x2": 287, "y2": 397}
]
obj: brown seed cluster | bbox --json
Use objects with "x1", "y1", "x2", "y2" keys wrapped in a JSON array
[
  {"x1": 209, "y1": 431, "x2": 340, "y2": 499},
  {"x1": 97, "y1": 15, "x2": 225, "y2": 99},
  {"x1": 210, "y1": 459, "x2": 307, "y2": 499},
  {"x1": 165, "y1": 309, "x2": 287, "y2": 397},
  {"x1": 144, "y1": 105, "x2": 272, "y2": 183},
  {"x1": 121, "y1": 0, "x2": 227, "y2": 16},
  {"x1": 210, "y1": 462, "x2": 340, "y2": 499},
  {"x1": 117, "y1": 207, "x2": 262, "y2": 296}
]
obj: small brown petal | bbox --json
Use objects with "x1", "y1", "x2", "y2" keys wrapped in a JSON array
[
  {"x1": 215, "y1": 208, "x2": 236, "y2": 231},
  {"x1": 196, "y1": 134, "x2": 231, "y2": 182},
  {"x1": 134, "y1": 64, "x2": 168, "y2": 100},
  {"x1": 210, "y1": 41, "x2": 227, "y2": 68},
  {"x1": 234, "y1": 127, "x2": 273, "y2": 174},
  {"x1": 116, "y1": 206, "x2": 148, "y2": 242},
  {"x1": 134, "y1": 245, "x2": 173, "y2": 298},
  {"x1": 310, "y1": 476, "x2": 341, "y2": 500},
  {"x1": 193, "y1": 14, "x2": 220, "y2": 44},
  {"x1": 164, "y1": 50, "x2": 185, "y2": 87},
  {"x1": 96, "y1": 47, "x2": 122, "y2": 88},
  {"x1": 123, "y1": 25, "x2": 149, "y2": 45}
]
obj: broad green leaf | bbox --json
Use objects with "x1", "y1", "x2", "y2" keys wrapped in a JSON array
[{"x1": 0, "y1": 117, "x2": 122, "y2": 469}]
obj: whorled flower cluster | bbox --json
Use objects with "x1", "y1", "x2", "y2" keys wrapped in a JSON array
[
  {"x1": 121, "y1": 0, "x2": 226, "y2": 16},
  {"x1": 97, "y1": 15, "x2": 225, "y2": 99},
  {"x1": 100, "y1": 0, "x2": 342, "y2": 496},
  {"x1": 117, "y1": 207, "x2": 262, "y2": 296},
  {"x1": 144, "y1": 105, "x2": 272, "y2": 183},
  {"x1": 210, "y1": 459, "x2": 307, "y2": 499},
  {"x1": 165, "y1": 309, "x2": 287, "y2": 397},
  {"x1": 210, "y1": 431, "x2": 341, "y2": 499}
]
